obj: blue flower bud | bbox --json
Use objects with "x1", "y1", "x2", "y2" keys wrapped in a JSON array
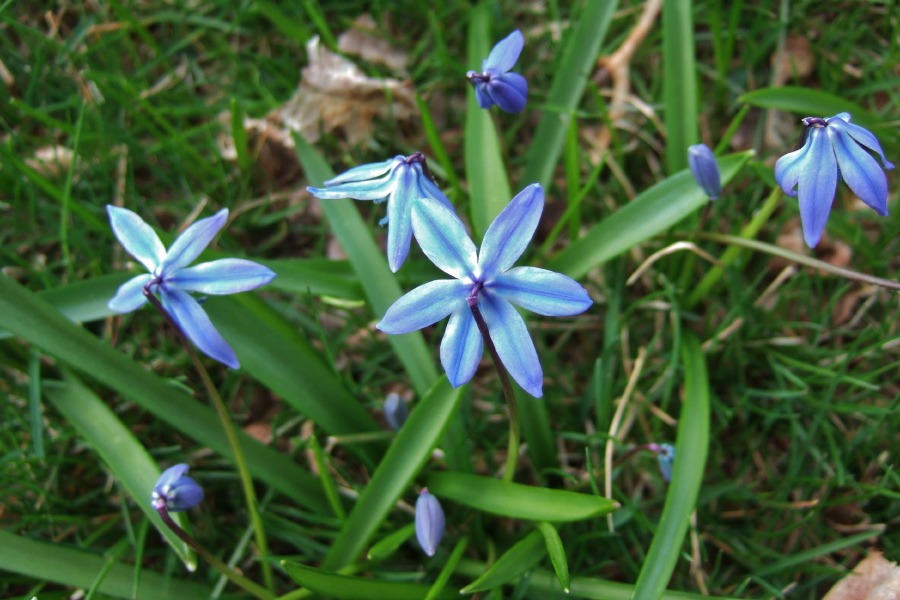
[
  {"x1": 687, "y1": 144, "x2": 722, "y2": 200},
  {"x1": 151, "y1": 464, "x2": 204, "y2": 512},
  {"x1": 655, "y1": 444, "x2": 675, "y2": 483},
  {"x1": 415, "y1": 488, "x2": 445, "y2": 557},
  {"x1": 384, "y1": 393, "x2": 408, "y2": 431}
]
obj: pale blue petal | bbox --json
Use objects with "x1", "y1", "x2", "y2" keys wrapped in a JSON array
[
  {"x1": 491, "y1": 267, "x2": 592, "y2": 316},
  {"x1": 324, "y1": 157, "x2": 401, "y2": 185},
  {"x1": 411, "y1": 197, "x2": 478, "y2": 281},
  {"x1": 156, "y1": 464, "x2": 190, "y2": 490},
  {"x1": 774, "y1": 141, "x2": 813, "y2": 198},
  {"x1": 159, "y1": 285, "x2": 239, "y2": 368},
  {"x1": 798, "y1": 128, "x2": 838, "y2": 248},
  {"x1": 484, "y1": 30, "x2": 524, "y2": 74},
  {"x1": 487, "y1": 73, "x2": 528, "y2": 113},
  {"x1": 440, "y1": 305, "x2": 482, "y2": 388},
  {"x1": 829, "y1": 127, "x2": 889, "y2": 216},
  {"x1": 478, "y1": 184, "x2": 543, "y2": 279},
  {"x1": 386, "y1": 166, "x2": 415, "y2": 272},
  {"x1": 479, "y1": 291, "x2": 542, "y2": 398},
  {"x1": 307, "y1": 171, "x2": 396, "y2": 201},
  {"x1": 169, "y1": 259, "x2": 276, "y2": 294},
  {"x1": 108, "y1": 273, "x2": 152, "y2": 313},
  {"x1": 414, "y1": 163, "x2": 455, "y2": 212},
  {"x1": 827, "y1": 116, "x2": 895, "y2": 170},
  {"x1": 474, "y1": 81, "x2": 494, "y2": 109},
  {"x1": 107, "y1": 205, "x2": 165, "y2": 272},
  {"x1": 377, "y1": 280, "x2": 468, "y2": 334},
  {"x1": 160, "y1": 209, "x2": 228, "y2": 274},
  {"x1": 167, "y1": 476, "x2": 204, "y2": 512}
]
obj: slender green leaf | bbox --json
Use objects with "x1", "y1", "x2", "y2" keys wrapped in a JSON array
[
  {"x1": 662, "y1": 0, "x2": 698, "y2": 172},
  {"x1": 283, "y1": 561, "x2": 458, "y2": 600},
  {"x1": 522, "y1": 0, "x2": 619, "y2": 189},
  {"x1": 426, "y1": 472, "x2": 617, "y2": 522},
  {"x1": 461, "y1": 530, "x2": 545, "y2": 594},
  {"x1": 230, "y1": 97, "x2": 251, "y2": 171},
  {"x1": 632, "y1": 333, "x2": 710, "y2": 600},
  {"x1": 43, "y1": 375, "x2": 196, "y2": 569},
  {"x1": 309, "y1": 434, "x2": 347, "y2": 520},
  {"x1": 253, "y1": 0, "x2": 311, "y2": 43},
  {"x1": 0, "y1": 274, "x2": 329, "y2": 513},
  {"x1": 516, "y1": 387, "x2": 557, "y2": 477},
  {"x1": 293, "y1": 132, "x2": 439, "y2": 397},
  {"x1": 425, "y1": 537, "x2": 469, "y2": 600},
  {"x1": 465, "y1": 3, "x2": 511, "y2": 238},
  {"x1": 0, "y1": 529, "x2": 209, "y2": 600},
  {"x1": 27, "y1": 349, "x2": 44, "y2": 458},
  {"x1": 549, "y1": 152, "x2": 752, "y2": 280},
  {"x1": 739, "y1": 86, "x2": 883, "y2": 130},
  {"x1": 536, "y1": 522, "x2": 569, "y2": 593},
  {"x1": 322, "y1": 377, "x2": 463, "y2": 569},
  {"x1": 367, "y1": 523, "x2": 416, "y2": 560},
  {"x1": 416, "y1": 94, "x2": 462, "y2": 197}
]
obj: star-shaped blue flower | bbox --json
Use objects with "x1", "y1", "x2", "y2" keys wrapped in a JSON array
[
  {"x1": 466, "y1": 30, "x2": 528, "y2": 113},
  {"x1": 151, "y1": 463, "x2": 204, "y2": 512},
  {"x1": 307, "y1": 152, "x2": 454, "y2": 272},
  {"x1": 775, "y1": 112, "x2": 895, "y2": 247},
  {"x1": 107, "y1": 206, "x2": 276, "y2": 368},
  {"x1": 377, "y1": 184, "x2": 592, "y2": 398}
]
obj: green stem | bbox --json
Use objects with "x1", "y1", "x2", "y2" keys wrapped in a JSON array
[
  {"x1": 157, "y1": 508, "x2": 274, "y2": 600},
  {"x1": 143, "y1": 289, "x2": 275, "y2": 592}
]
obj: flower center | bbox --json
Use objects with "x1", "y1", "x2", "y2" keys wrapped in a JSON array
[
  {"x1": 466, "y1": 281, "x2": 484, "y2": 307},
  {"x1": 802, "y1": 117, "x2": 828, "y2": 128},
  {"x1": 466, "y1": 70, "x2": 491, "y2": 84}
]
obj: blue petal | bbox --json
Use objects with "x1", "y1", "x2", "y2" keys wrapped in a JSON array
[
  {"x1": 415, "y1": 490, "x2": 445, "y2": 557},
  {"x1": 479, "y1": 291, "x2": 542, "y2": 398},
  {"x1": 440, "y1": 305, "x2": 483, "y2": 388},
  {"x1": 411, "y1": 197, "x2": 478, "y2": 281},
  {"x1": 478, "y1": 184, "x2": 543, "y2": 280},
  {"x1": 797, "y1": 128, "x2": 838, "y2": 248},
  {"x1": 491, "y1": 267, "x2": 592, "y2": 316},
  {"x1": 377, "y1": 279, "x2": 469, "y2": 334},
  {"x1": 167, "y1": 476, "x2": 204, "y2": 512},
  {"x1": 307, "y1": 172, "x2": 396, "y2": 201},
  {"x1": 483, "y1": 30, "x2": 524, "y2": 74},
  {"x1": 159, "y1": 209, "x2": 228, "y2": 274},
  {"x1": 487, "y1": 73, "x2": 528, "y2": 113},
  {"x1": 324, "y1": 157, "x2": 401, "y2": 186},
  {"x1": 169, "y1": 259, "x2": 276, "y2": 294},
  {"x1": 155, "y1": 463, "x2": 190, "y2": 491},
  {"x1": 474, "y1": 80, "x2": 495, "y2": 109},
  {"x1": 384, "y1": 393, "x2": 408, "y2": 431},
  {"x1": 385, "y1": 165, "x2": 415, "y2": 272},
  {"x1": 775, "y1": 138, "x2": 814, "y2": 198},
  {"x1": 828, "y1": 127, "x2": 889, "y2": 216},
  {"x1": 413, "y1": 163, "x2": 455, "y2": 212},
  {"x1": 108, "y1": 274, "x2": 152, "y2": 313},
  {"x1": 687, "y1": 144, "x2": 722, "y2": 200},
  {"x1": 159, "y1": 285, "x2": 240, "y2": 368},
  {"x1": 827, "y1": 116, "x2": 895, "y2": 170},
  {"x1": 107, "y1": 206, "x2": 166, "y2": 273}
]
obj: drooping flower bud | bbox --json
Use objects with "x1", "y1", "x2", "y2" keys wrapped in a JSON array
[
  {"x1": 655, "y1": 444, "x2": 675, "y2": 483},
  {"x1": 415, "y1": 488, "x2": 445, "y2": 557},
  {"x1": 151, "y1": 464, "x2": 204, "y2": 512},
  {"x1": 687, "y1": 144, "x2": 722, "y2": 200},
  {"x1": 384, "y1": 393, "x2": 409, "y2": 431}
]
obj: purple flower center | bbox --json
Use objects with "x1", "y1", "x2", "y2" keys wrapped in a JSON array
[{"x1": 802, "y1": 117, "x2": 828, "y2": 128}]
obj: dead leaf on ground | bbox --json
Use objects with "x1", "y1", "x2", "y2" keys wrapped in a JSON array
[
  {"x1": 771, "y1": 218, "x2": 852, "y2": 274},
  {"x1": 25, "y1": 145, "x2": 74, "y2": 178},
  {"x1": 337, "y1": 14, "x2": 408, "y2": 73},
  {"x1": 822, "y1": 551, "x2": 900, "y2": 600}
]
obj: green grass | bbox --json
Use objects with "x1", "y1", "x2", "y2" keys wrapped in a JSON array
[{"x1": 2, "y1": 1, "x2": 899, "y2": 599}]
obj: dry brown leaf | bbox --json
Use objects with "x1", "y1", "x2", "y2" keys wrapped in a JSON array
[
  {"x1": 821, "y1": 552, "x2": 900, "y2": 600},
  {"x1": 25, "y1": 145, "x2": 74, "y2": 178},
  {"x1": 337, "y1": 14, "x2": 408, "y2": 73}
]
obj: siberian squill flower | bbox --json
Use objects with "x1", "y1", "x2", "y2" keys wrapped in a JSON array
[
  {"x1": 687, "y1": 144, "x2": 721, "y2": 200},
  {"x1": 151, "y1": 464, "x2": 204, "y2": 512},
  {"x1": 466, "y1": 30, "x2": 528, "y2": 113},
  {"x1": 307, "y1": 153, "x2": 454, "y2": 272},
  {"x1": 415, "y1": 488, "x2": 445, "y2": 557},
  {"x1": 775, "y1": 112, "x2": 895, "y2": 247},
  {"x1": 649, "y1": 443, "x2": 675, "y2": 483},
  {"x1": 377, "y1": 184, "x2": 592, "y2": 398},
  {"x1": 107, "y1": 206, "x2": 276, "y2": 368},
  {"x1": 384, "y1": 393, "x2": 409, "y2": 431}
]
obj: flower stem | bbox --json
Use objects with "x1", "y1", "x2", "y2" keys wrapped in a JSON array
[
  {"x1": 143, "y1": 289, "x2": 275, "y2": 592},
  {"x1": 467, "y1": 296, "x2": 520, "y2": 482},
  {"x1": 157, "y1": 507, "x2": 275, "y2": 600}
]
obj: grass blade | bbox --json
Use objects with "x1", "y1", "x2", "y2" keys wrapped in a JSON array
[
  {"x1": 367, "y1": 523, "x2": 416, "y2": 560},
  {"x1": 739, "y1": 87, "x2": 884, "y2": 130},
  {"x1": 416, "y1": 93, "x2": 462, "y2": 199},
  {"x1": 537, "y1": 522, "x2": 570, "y2": 593},
  {"x1": 282, "y1": 562, "x2": 458, "y2": 600},
  {"x1": 426, "y1": 537, "x2": 469, "y2": 600},
  {"x1": 662, "y1": 0, "x2": 698, "y2": 173},
  {"x1": 460, "y1": 530, "x2": 545, "y2": 594}
]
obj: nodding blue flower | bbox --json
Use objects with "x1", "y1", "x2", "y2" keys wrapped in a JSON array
[
  {"x1": 107, "y1": 206, "x2": 276, "y2": 368},
  {"x1": 377, "y1": 184, "x2": 592, "y2": 398},
  {"x1": 775, "y1": 113, "x2": 895, "y2": 248},
  {"x1": 306, "y1": 153, "x2": 454, "y2": 272},
  {"x1": 466, "y1": 30, "x2": 528, "y2": 113},
  {"x1": 415, "y1": 488, "x2": 445, "y2": 557},
  {"x1": 687, "y1": 144, "x2": 722, "y2": 200},
  {"x1": 649, "y1": 443, "x2": 675, "y2": 483},
  {"x1": 384, "y1": 393, "x2": 409, "y2": 431},
  {"x1": 151, "y1": 464, "x2": 204, "y2": 512}
]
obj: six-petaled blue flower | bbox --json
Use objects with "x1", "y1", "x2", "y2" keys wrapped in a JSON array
[
  {"x1": 466, "y1": 30, "x2": 528, "y2": 113},
  {"x1": 377, "y1": 184, "x2": 592, "y2": 398},
  {"x1": 687, "y1": 143, "x2": 722, "y2": 200},
  {"x1": 306, "y1": 153, "x2": 454, "y2": 272},
  {"x1": 415, "y1": 488, "x2": 445, "y2": 557},
  {"x1": 151, "y1": 464, "x2": 204, "y2": 512},
  {"x1": 775, "y1": 112, "x2": 895, "y2": 248},
  {"x1": 107, "y1": 206, "x2": 276, "y2": 368}
]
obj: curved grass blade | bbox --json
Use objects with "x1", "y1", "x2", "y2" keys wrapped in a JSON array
[
  {"x1": 739, "y1": 87, "x2": 883, "y2": 131},
  {"x1": 322, "y1": 377, "x2": 463, "y2": 569},
  {"x1": 283, "y1": 561, "x2": 458, "y2": 600},
  {"x1": 461, "y1": 530, "x2": 545, "y2": 594},
  {"x1": 662, "y1": 0, "x2": 698, "y2": 173},
  {"x1": 0, "y1": 529, "x2": 209, "y2": 600},
  {"x1": 548, "y1": 152, "x2": 752, "y2": 280},
  {"x1": 367, "y1": 523, "x2": 416, "y2": 560},
  {"x1": 0, "y1": 274, "x2": 329, "y2": 513},
  {"x1": 426, "y1": 537, "x2": 469, "y2": 600},
  {"x1": 536, "y1": 522, "x2": 569, "y2": 593},
  {"x1": 293, "y1": 132, "x2": 439, "y2": 397},
  {"x1": 521, "y1": 0, "x2": 619, "y2": 190},
  {"x1": 43, "y1": 374, "x2": 196, "y2": 570},
  {"x1": 426, "y1": 472, "x2": 617, "y2": 522},
  {"x1": 631, "y1": 333, "x2": 710, "y2": 600}
]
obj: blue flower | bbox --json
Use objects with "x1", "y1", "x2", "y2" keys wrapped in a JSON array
[
  {"x1": 775, "y1": 113, "x2": 895, "y2": 247},
  {"x1": 415, "y1": 488, "x2": 445, "y2": 557},
  {"x1": 687, "y1": 144, "x2": 722, "y2": 200},
  {"x1": 307, "y1": 152, "x2": 454, "y2": 272},
  {"x1": 107, "y1": 206, "x2": 276, "y2": 368},
  {"x1": 377, "y1": 184, "x2": 592, "y2": 398},
  {"x1": 384, "y1": 393, "x2": 409, "y2": 431},
  {"x1": 466, "y1": 30, "x2": 528, "y2": 113},
  {"x1": 151, "y1": 464, "x2": 204, "y2": 512},
  {"x1": 649, "y1": 443, "x2": 675, "y2": 483}
]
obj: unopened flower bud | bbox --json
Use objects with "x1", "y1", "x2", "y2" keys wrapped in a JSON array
[
  {"x1": 384, "y1": 393, "x2": 408, "y2": 431},
  {"x1": 687, "y1": 144, "x2": 722, "y2": 200},
  {"x1": 415, "y1": 488, "x2": 445, "y2": 557},
  {"x1": 151, "y1": 464, "x2": 204, "y2": 512}
]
